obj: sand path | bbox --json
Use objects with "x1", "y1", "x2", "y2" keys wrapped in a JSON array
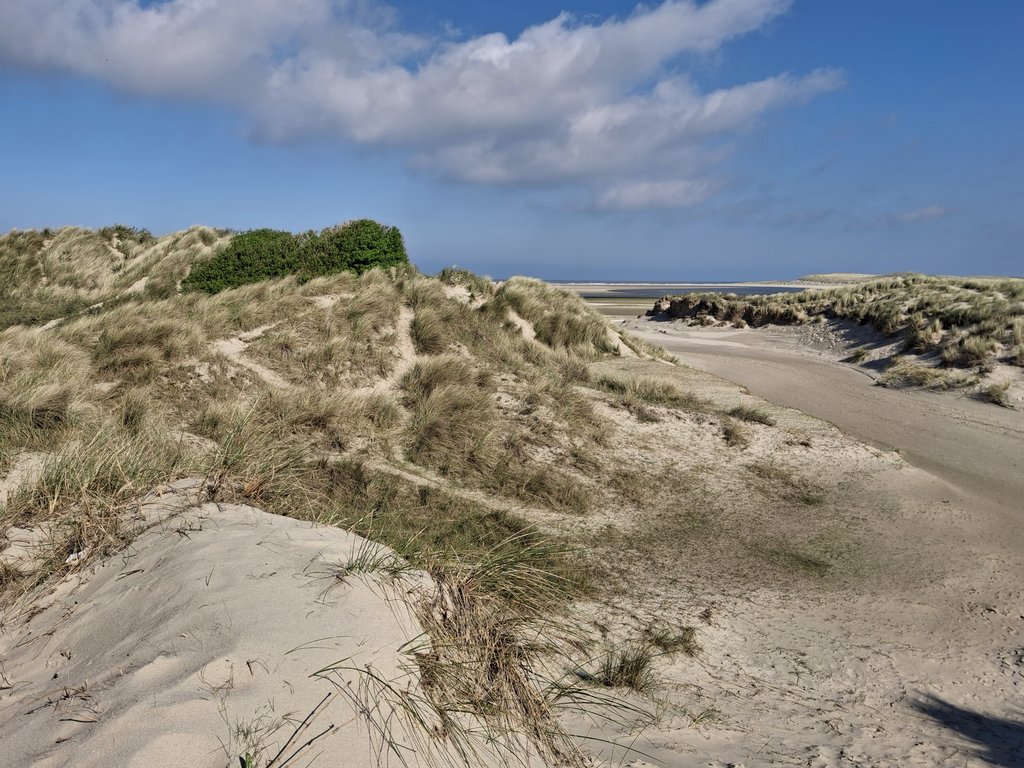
[
  {"x1": 624, "y1": 320, "x2": 1024, "y2": 523},
  {"x1": 582, "y1": 317, "x2": 1024, "y2": 767},
  {"x1": 212, "y1": 325, "x2": 290, "y2": 388}
]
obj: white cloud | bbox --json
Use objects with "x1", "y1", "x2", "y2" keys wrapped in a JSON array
[{"x1": 0, "y1": 0, "x2": 842, "y2": 209}]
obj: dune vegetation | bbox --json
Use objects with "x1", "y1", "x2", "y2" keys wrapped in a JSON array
[
  {"x1": 651, "y1": 273, "x2": 1024, "y2": 400},
  {"x1": 0, "y1": 224, "x2": 893, "y2": 765}
]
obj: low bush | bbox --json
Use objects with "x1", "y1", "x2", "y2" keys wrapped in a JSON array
[{"x1": 182, "y1": 229, "x2": 300, "y2": 293}]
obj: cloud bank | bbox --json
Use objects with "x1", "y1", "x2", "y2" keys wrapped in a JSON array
[{"x1": 0, "y1": 0, "x2": 842, "y2": 209}]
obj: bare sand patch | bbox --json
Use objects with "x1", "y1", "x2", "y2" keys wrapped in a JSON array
[
  {"x1": 0, "y1": 494, "x2": 518, "y2": 768},
  {"x1": 212, "y1": 325, "x2": 290, "y2": 388},
  {"x1": 567, "y1": 318, "x2": 1024, "y2": 767}
]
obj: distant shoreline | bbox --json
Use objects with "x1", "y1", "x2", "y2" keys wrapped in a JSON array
[{"x1": 553, "y1": 281, "x2": 815, "y2": 298}]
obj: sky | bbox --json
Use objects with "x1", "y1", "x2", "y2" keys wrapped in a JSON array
[{"x1": 0, "y1": 1, "x2": 1021, "y2": 280}]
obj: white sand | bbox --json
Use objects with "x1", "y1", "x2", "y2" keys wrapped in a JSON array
[
  {"x1": 569, "y1": 318, "x2": 1024, "y2": 767},
  {"x1": 0, "y1": 491, "x2": 468, "y2": 768}
]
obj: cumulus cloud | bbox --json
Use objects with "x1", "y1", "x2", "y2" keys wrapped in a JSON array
[{"x1": 0, "y1": 0, "x2": 843, "y2": 209}]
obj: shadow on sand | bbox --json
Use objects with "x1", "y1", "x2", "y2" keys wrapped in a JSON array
[{"x1": 915, "y1": 694, "x2": 1024, "y2": 767}]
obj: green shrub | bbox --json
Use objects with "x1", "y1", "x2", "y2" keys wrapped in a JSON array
[
  {"x1": 182, "y1": 220, "x2": 408, "y2": 294},
  {"x1": 182, "y1": 228, "x2": 300, "y2": 293},
  {"x1": 300, "y1": 219, "x2": 408, "y2": 277}
]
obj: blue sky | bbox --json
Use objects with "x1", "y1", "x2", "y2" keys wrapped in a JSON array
[{"x1": 0, "y1": 1, "x2": 1020, "y2": 279}]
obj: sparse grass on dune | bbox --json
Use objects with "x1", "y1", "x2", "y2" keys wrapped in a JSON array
[
  {"x1": 0, "y1": 226, "x2": 231, "y2": 328},
  {"x1": 490, "y1": 277, "x2": 617, "y2": 356},
  {"x1": 728, "y1": 404, "x2": 776, "y2": 425},
  {"x1": 591, "y1": 643, "x2": 659, "y2": 693},
  {"x1": 720, "y1": 418, "x2": 749, "y2": 447},
  {"x1": 0, "y1": 413, "x2": 204, "y2": 600},
  {"x1": 592, "y1": 372, "x2": 708, "y2": 422},
  {"x1": 438, "y1": 266, "x2": 496, "y2": 300},
  {"x1": 654, "y1": 274, "x2": 1024, "y2": 379},
  {"x1": 879, "y1": 357, "x2": 977, "y2": 391}
]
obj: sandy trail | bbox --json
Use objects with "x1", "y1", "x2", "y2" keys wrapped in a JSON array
[
  {"x1": 211, "y1": 325, "x2": 290, "y2": 388},
  {"x1": 581, "y1": 317, "x2": 1024, "y2": 767},
  {"x1": 624, "y1": 320, "x2": 1024, "y2": 523}
]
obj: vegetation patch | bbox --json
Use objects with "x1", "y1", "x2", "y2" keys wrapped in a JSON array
[
  {"x1": 591, "y1": 643, "x2": 659, "y2": 693},
  {"x1": 182, "y1": 220, "x2": 408, "y2": 294},
  {"x1": 651, "y1": 274, "x2": 1024, "y2": 383},
  {"x1": 728, "y1": 404, "x2": 776, "y2": 426}
]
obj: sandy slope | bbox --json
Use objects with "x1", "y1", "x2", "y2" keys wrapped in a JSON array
[
  {"x1": 0, "y1": 483, "x2": 492, "y2": 768},
  {"x1": 573, "y1": 319, "x2": 1024, "y2": 767}
]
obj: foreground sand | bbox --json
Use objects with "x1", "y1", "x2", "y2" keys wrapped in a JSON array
[
  {"x1": 0, "y1": 481, "x2": 525, "y2": 768},
  {"x1": 575, "y1": 317, "x2": 1024, "y2": 766}
]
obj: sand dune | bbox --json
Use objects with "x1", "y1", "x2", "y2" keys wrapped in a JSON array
[{"x1": 0, "y1": 483, "x2": 508, "y2": 768}]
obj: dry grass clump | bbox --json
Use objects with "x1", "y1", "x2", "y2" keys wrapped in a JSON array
[
  {"x1": 977, "y1": 380, "x2": 1013, "y2": 408},
  {"x1": 880, "y1": 359, "x2": 974, "y2": 391},
  {"x1": 721, "y1": 418, "x2": 749, "y2": 447},
  {"x1": 318, "y1": 459, "x2": 585, "y2": 594},
  {"x1": 406, "y1": 383, "x2": 498, "y2": 476},
  {"x1": 0, "y1": 415, "x2": 203, "y2": 599},
  {"x1": 405, "y1": 277, "x2": 480, "y2": 355},
  {"x1": 407, "y1": 534, "x2": 592, "y2": 765},
  {"x1": 643, "y1": 625, "x2": 700, "y2": 657},
  {"x1": 7, "y1": 418, "x2": 197, "y2": 522},
  {"x1": 942, "y1": 335, "x2": 999, "y2": 368},
  {"x1": 93, "y1": 316, "x2": 206, "y2": 381},
  {"x1": 544, "y1": 380, "x2": 611, "y2": 446},
  {"x1": 727, "y1": 404, "x2": 776, "y2": 426},
  {"x1": 188, "y1": 400, "x2": 315, "y2": 509},
  {"x1": 238, "y1": 272, "x2": 404, "y2": 387},
  {"x1": 0, "y1": 329, "x2": 90, "y2": 437},
  {"x1": 256, "y1": 388, "x2": 402, "y2": 452},
  {"x1": 594, "y1": 374, "x2": 706, "y2": 417},
  {"x1": 316, "y1": 526, "x2": 589, "y2": 766},
  {"x1": 491, "y1": 277, "x2": 616, "y2": 357},
  {"x1": 591, "y1": 643, "x2": 658, "y2": 693},
  {"x1": 438, "y1": 266, "x2": 495, "y2": 300},
  {"x1": 400, "y1": 358, "x2": 592, "y2": 512},
  {"x1": 400, "y1": 357, "x2": 499, "y2": 479},
  {"x1": 0, "y1": 226, "x2": 231, "y2": 329}
]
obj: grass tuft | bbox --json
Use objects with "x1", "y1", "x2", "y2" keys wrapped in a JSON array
[{"x1": 727, "y1": 404, "x2": 776, "y2": 426}]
